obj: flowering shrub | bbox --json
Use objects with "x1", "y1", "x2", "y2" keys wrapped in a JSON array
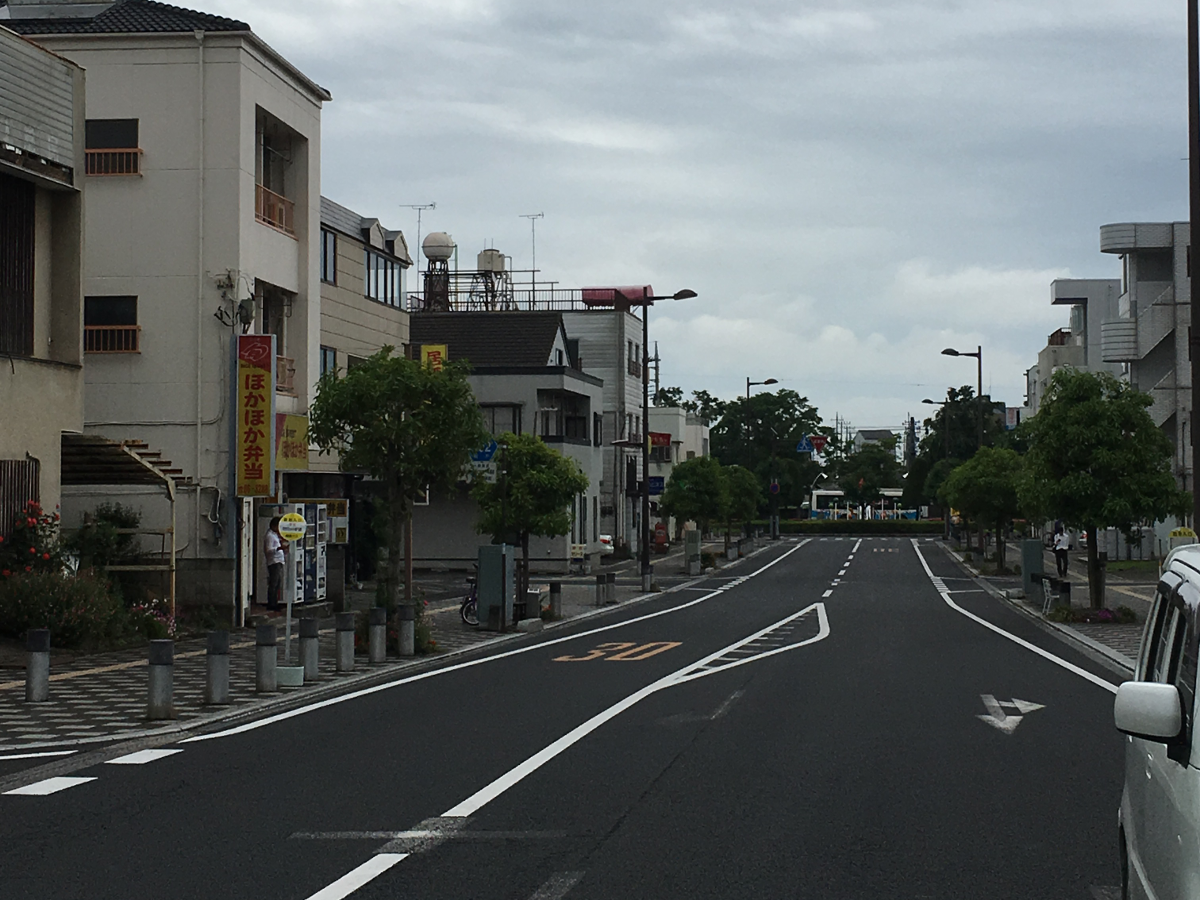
[
  {"x1": 0, "y1": 501, "x2": 64, "y2": 578},
  {"x1": 0, "y1": 570, "x2": 128, "y2": 649},
  {"x1": 129, "y1": 598, "x2": 177, "y2": 639}
]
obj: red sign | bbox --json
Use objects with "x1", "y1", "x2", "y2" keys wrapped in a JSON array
[
  {"x1": 649, "y1": 431, "x2": 672, "y2": 448},
  {"x1": 236, "y1": 334, "x2": 275, "y2": 496},
  {"x1": 810, "y1": 434, "x2": 829, "y2": 453}
]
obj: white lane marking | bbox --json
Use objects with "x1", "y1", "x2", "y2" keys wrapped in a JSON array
[
  {"x1": 106, "y1": 748, "x2": 183, "y2": 765},
  {"x1": 528, "y1": 871, "x2": 585, "y2": 900},
  {"x1": 838, "y1": 569, "x2": 846, "y2": 576},
  {"x1": 977, "y1": 694, "x2": 1045, "y2": 734},
  {"x1": 852, "y1": 539, "x2": 862, "y2": 552},
  {"x1": 822, "y1": 590, "x2": 833, "y2": 598},
  {"x1": 0, "y1": 750, "x2": 75, "y2": 761},
  {"x1": 442, "y1": 603, "x2": 829, "y2": 818},
  {"x1": 847, "y1": 555, "x2": 854, "y2": 560},
  {"x1": 910, "y1": 540, "x2": 1119, "y2": 694},
  {"x1": 302, "y1": 853, "x2": 408, "y2": 900},
  {"x1": 186, "y1": 540, "x2": 813, "y2": 744},
  {"x1": 676, "y1": 606, "x2": 830, "y2": 684},
  {"x1": 3, "y1": 776, "x2": 96, "y2": 796}
]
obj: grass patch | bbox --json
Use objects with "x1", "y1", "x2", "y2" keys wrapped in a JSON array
[{"x1": 1104, "y1": 559, "x2": 1159, "y2": 574}]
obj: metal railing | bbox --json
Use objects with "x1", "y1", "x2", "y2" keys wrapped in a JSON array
[
  {"x1": 276, "y1": 355, "x2": 296, "y2": 393},
  {"x1": 256, "y1": 184, "x2": 296, "y2": 237},
  {"x1": 85, "y1": 148, "x2": 142, "y2": 176},
  {"x1": 406, "y1": 287, "x2": 609, "y2": 313},
  {"x1": 627, "y1": 359, "x2": 642, "y2": 378},
  {"x1": 84, "y1": 325, "x2": 140, "y2": 353}
]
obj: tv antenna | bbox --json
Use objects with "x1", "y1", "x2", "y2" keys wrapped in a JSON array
[
  {"x1": 403, "y1": 202, "x2": 436, "y2": 271},
  {"x1": 520, "y1": 212, "x2": 544, "y2": 298}
]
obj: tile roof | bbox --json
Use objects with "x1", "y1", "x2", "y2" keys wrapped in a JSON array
[
  {"x1": 409, "y1": 312, "x2": 565, "y2": 369},
  {"x1": 320, "y1": 196, "x2": 412, "y2": 264},
  {"x1": 3, "y1": 0, "x2": 249, "y2": 34}
]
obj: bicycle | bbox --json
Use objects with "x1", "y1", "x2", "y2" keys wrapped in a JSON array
[{"x1": 460, "y1": 574, "x2": 479, "y2": 626}]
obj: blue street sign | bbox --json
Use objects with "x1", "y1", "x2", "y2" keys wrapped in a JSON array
[
  {"x1": 648, "y1": 476, "x2": 665, "y2": 496},
  {"x1": 769, "y1": 481, "x2": 780, "y2": 495},
  {"x1": 795, "y1": 436, "x2": 814, "y2": 453},
  {"x1": 471, "y1": 439, "x2": 498, "y2": 463}
]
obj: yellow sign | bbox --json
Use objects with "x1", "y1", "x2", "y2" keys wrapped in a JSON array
[
  {"x1": 421, "y1": 344, "x2": 447, "y2": 371},
  {"x1": 278, "y1": 512, "x2": 307, "y2": 541},
  {"x1": 236, "y1": 334, "x2": 275, "y2": 496},
  {"x1": 1171, "y1": 528, "x2": 1197, "y2": 538},
  {"x1": 275, "y1": 414, "x2": 309, "y2": 470}
]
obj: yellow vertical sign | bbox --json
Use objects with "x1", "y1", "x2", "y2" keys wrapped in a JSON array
[
  {"x1": 236, "y1": 334, "x2": 275, "y2": 496},
  {"x1": 421, "y1": 344, "x2": 448, "y2": 371}
]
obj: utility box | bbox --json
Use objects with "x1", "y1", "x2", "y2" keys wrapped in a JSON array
[
  {"x1": 685, "y1": 530, "x2": 702, "y2": 576},
  {"x1": 1021, "y1": 539, "x2": 1043, "y2": 602},
  {"x1": 477, "y1": 544, "x2": 515, "y2": 631}
]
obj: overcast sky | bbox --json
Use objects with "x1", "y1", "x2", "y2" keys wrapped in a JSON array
[{"x1": 210, "y1": 0, "x2": 1187, "y2": 432}]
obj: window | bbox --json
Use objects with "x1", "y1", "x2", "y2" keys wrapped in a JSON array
[
  {"x1": 320, "y1": 346, "x2": 337, "y2": 377},
  {"x1": 556, "y1": 349, "x2": 564, "y2": 366},
  {"x1": 320, "y1": 230, "x2": 337, "y2": 284},
  {"x1": 592, "y1": 496, "x2": 598, "y2": 542},
  {"x1": 538, "y1": 391, "x2": 588, "y2": 441},
  {"x1": 85, "y1": 119, "x2": 140, "y2": 175},
  {"x1": 364, "y1": 249, "x2": 403, "y2": 307},
  {"x1": 651, "y1": 445, "x2": 672, "y2": 464},
  {"x1": 593, "y1": 413, "x2": 603, "y2": 447},
  {"x1": 0, "y1": 173, "x2": 34, "y2": 357},
  {"x1": 84, "y1": 296, "x2": 139, "y2": 353},
  {"x1": 1138, "y1": 249, "x2": 1174, "y2": 283},
  {"x1": 482, "y1": 405, "x2": 521, "y2": 436},
  {"x1": 347, "y1": 355, "x2": 367, "y2": 371}
]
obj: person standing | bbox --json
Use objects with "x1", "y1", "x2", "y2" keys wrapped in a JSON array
[
  {"x1": 1053, "y1": 527, "x2": 1070, "y2": 578},
  {"x1": 263, "y1": 516, "x2": 288, "y2": 612}
]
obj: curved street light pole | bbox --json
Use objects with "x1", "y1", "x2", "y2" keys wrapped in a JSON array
[
  {"x1": 942, "y1": 346, "x2": 983, "y2": 450},
  {"x1": 923, "y1": 397, "x2": 952, "y2": 540}
]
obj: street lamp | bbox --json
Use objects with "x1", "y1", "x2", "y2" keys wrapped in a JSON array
[
  {"x1": 746, "y1": 377, "x2": 778, "y2": 400},
  {"x1": 639, "y1": 287, "x2": 697, "y2": 592},
  {"x1": 922, "y1": 398, "x2": 952, "y2": 540},
  {"x1": 941, "y1": 346, "x2": 983, "y2": 450}
]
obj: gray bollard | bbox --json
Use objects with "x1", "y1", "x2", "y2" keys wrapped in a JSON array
[
  {"x1": 299, "y1": 618, "x2": 319, "y2": 681},
  {"x1": 595, "y1": 574, "x2": 606, "y2": 607},
  {"x1": 606, "y1": 572, "x2": 617, "y2": 603},
  {"x1": 369, "y1": 607, "x2": 387, "y2": 663},
  {"x1": 256, "y1": 623, "x2": 277, "y2": 692},
  {"x1": 25, "y1": 628, "x2": 50, "y2": 703},
  {"x1": 204, "y1": 630, "x2": 230, "y2": 705},
  {"x1": 398, "y1": 604, "x2": 415, "y2": 657},
  {"x1": 549, "y1": 582, "x2": 562, "y2": 619},
  {"x1": 336, "y1": 612, "x2": 355, "y2": 672},
  {"x1": 147, "y1": 639, "x2": 175, "y2": 720}
]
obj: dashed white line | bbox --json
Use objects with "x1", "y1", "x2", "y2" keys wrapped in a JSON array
[
  {"x1": 106, "y1": 748, "x2": 183, "y2": 765},
  {"x1": 3, "y1": 776, "x2": 96, "y2": 796},
  {"x1": 301, "y1": 853, "x2": 408, "y2": 900},
  {"x1": 852, "y1": 539, "x2": 863, "y2": 552},
  {"x1": 822, "y1": 589, "x2": 833, "y2": 598},
  {"x1": 527, "y1": 871, "x2": 585, "y2": 900},
  {"x1": 0, "y1": 750, "x2": 75, "y2": 761}
]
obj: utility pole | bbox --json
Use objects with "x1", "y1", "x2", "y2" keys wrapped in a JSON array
[
  {"x1": 1190, "y1": 0, "x2": 1200, "y2": 528},
  {"x1": 520, "y1": 213, "x2": 543, "y2": 304}
]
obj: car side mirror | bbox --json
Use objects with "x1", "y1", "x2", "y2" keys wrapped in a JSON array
[{"x1": 1115, "y1": 681, "x2": 1183, "y2": 742}]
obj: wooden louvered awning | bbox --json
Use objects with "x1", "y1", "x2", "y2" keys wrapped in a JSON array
[{"x1": 60, "y1": 433, "x2": 190, "y2": 499}]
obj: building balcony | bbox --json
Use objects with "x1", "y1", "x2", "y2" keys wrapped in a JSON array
[
  {"x1": 85, "y1": 148, "x2": 141, "y2": 176},
  {"x1": 627, "y1": 359, "x2": 641, "y2": 378},
  {"x1": 256, "y1": 184, "x2": 296, "y2": 238},
  {"x1": 275, "y1": 355, "x2": 296, "y2": 393},
  {"x1": 84, "y1": 325, "x2": 140, "y2": 353},
  {"x1": 1101, "y1": 320, "x2": 1138, "y2": 363}
]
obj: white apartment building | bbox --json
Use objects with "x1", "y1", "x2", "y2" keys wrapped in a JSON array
[
  {"x1": 647, "y1": 405, "x2": 710, "y2": 537},
  {"x1": 7, "y1": 0, "x2": 330, "y2": 612}
]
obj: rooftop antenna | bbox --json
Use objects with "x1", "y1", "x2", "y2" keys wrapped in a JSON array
[
  {"x1": 520, "y1": 212, "x2": 544, "y2": 305},
  {"x1": 403, "y1": 203, "x2": 436, "y2": 280}
]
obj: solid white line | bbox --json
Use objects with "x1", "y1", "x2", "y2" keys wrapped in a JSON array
[
  {"x1": 443, "y1": 602, "x2": 829, "y2": 818},
  {"x1": 822, "y1": 589, "x2": 833, "y2": 598},
  {"x1": 3, "y1": 776, "x2": 96, "y2": 796},
  {"x1": 302, "y1": 853, "x2": 408, "y2": 900},
  {"x1": 185, "y1": 540, "x2": 814, "y2": 744},
  {"x1": 910, "y1": 540, "x2": 1119, "y2": 694},
  {"x1": 852, "y1": 539, "x2": 862, "y2": 552},
  {"x1": 0, "y1": 750, "x2": 75, "y2": 761},
  {"x1": 528, "y1": 871, "x2": 585, "y2": 900},
  {"x1": 106, "y1": 748, "x2": 183, "y2": 765}
]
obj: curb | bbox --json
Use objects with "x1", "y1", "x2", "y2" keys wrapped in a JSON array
[{"x1": 935, "y1": 542, "x2": 1134, "y2": 678}]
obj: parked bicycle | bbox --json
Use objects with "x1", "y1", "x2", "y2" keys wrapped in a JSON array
[{"x1": 460, "y1": 573, "x2": 479, "y2": 626}]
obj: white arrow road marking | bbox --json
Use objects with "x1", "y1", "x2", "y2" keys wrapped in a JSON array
[{"x1": 977, "y1": 694, "x2": 1045, "y2": 734}]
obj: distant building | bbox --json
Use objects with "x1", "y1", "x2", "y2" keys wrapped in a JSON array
[
  {"x1": 853, "y1": 429, "x2": 897, "y2": 452},
  {"x1": 1025, "y1": 279, "x2": 1122, "y2": 415},
  {"x1": 647, "y1": 405, "x2": 710, "y2": 536}
]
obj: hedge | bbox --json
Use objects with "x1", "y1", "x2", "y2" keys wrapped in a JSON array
[{"x1": 749, "y1": 519, "x2": 945, "y2": 535}]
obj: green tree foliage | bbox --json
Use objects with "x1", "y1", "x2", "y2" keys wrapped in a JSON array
[
  {"x1": 721, "y1": 464, "x2": 762, "y2": 546},
  {"x1": 309, "y1": 348, "x2": 489, "y2": 611},
  {"x1": 1020, "y1": 369, "x2": 1190, "y2": 607},
  {"x1": 683, "y1": 389, "x2": 728, "y2": 426},
  {"x1": 836, "y1": 437, "x2": 902, "y2": 509},
  {"x1": 661, "y1": 456, "x2": 728, "y2": 535},
  {"x1": 939, "y1": 447, "x2": 1024, "y2": 571},
  {"x1": 903, "y1": 385, "x2": 1008, "y2": 509},
  {"x1": 653, "y1": 386, "x2": 685, "y2": 407},
  {"x1": 472, "y1": 433, "x2": 589, "y2": 599}
]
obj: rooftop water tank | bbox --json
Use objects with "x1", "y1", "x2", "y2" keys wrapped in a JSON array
[{"x1": 422, "y1": 232, "x2": 455, "y2": 262}]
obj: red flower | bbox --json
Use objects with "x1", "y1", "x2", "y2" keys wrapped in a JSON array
[
  {"x1": 1, "y1": 570, "x2": 9, "y2": 577},
  {"x1": 29, "y1": 547, "x2": 36, "y2": 554},
  {"x1": 24, "y1": 566, "x2": 31, "y2": 572},
  {"x1": 0, "y1": 535, "x2": 4, "y2": 542},
  {"x1": 42, "y1": 552, "x2": 50, "y2": 560}
]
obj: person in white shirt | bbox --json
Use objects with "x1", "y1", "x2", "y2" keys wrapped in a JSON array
[
  {"x1": 1053, "y1": 527, "x2": 1070, "y2": 578},
  {"x1": 263, "y1": 516, "x2": 288, "y2": 612}
]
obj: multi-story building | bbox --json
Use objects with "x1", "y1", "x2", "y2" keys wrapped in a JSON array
[
  {"x1": 647, "y1": 405, "x2": 710, "y2": 536},
  {"x1": 7, "y1": 0, "x2": 330, "y2": 613},
  {"x1": 1025, "y1": 278, "x2": 1121, "y2": 415},
  {"x1": 0, "y1": 24, "x2": 86, "y2": 531}
]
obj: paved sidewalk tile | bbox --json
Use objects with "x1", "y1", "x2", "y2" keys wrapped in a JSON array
[{"x1": 1065, "y1": 623, "x2": 1142, "y2": 664}]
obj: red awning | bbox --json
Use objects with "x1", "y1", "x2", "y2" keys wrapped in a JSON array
[{"x1": 581, "y1": 285, "x2": 654, "y2": 310}]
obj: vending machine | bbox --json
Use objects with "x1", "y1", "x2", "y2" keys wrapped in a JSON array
[{"x1": 302, "y1": 502, "x2": 328, "y2": 603}]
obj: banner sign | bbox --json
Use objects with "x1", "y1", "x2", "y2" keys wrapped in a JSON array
[
  {"x1": 649, "y1": 431, "x2": 672, "y2": 448},
  {"x1": 275, "y1": 414, "x2": 309, "y2": 470},
  {"x1": 421, "y1": 344, "x2": 447, "y2": 371},
  {"x1": 236, "y1": 334, "x2": 275, "y2": 496}
]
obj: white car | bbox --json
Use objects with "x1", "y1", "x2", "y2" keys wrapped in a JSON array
[
  {"x1": 1115, "y1": 544, "x2": 1200, "y2": 899},
  {"x1": 598, "y1": 534, "x2": 615, "y2": 556}
]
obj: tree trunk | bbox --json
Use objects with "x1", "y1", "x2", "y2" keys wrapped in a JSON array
[
  {"x1": 384, "y1": 475, "x2": 405, "y2": 613},
  {"x1": 996, "y1": 518, "x2": 1006, "y2": 573},
  {"x1": 1086, "y1": 525, "x2": 1103, "y2": 609},
  {"x1": 520, "y1": 531, "x2": 531, "y2": 621}
]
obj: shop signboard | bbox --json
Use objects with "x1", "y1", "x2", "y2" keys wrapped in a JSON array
[
  {"x1": 235, "y1": 334, "x2": 275, "y2": 496},
  {"x1": 275, "y1": 414, "x2": 309, "y2": 470},
  {"x1": 421, "y1": 344, "x2": 447, "y2": 371}
]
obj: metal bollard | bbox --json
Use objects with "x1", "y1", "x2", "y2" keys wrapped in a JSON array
[
  {"x1": 549, "y1": 582, "x2": 562, "y2": 619},
  {"x1": 147, "y1": 639, "x2": 175, "y2": 720},
  {"x1": 369, "y1": 607, "x2": 387, "y2": 663},
  {"x1": 336, "y1": 612, "x2": 355, "y2": 672},
  {"x1": 25, "y1": 628, "x2": 50, "y2": 703},
  {"x1": 204, "y1": 630, "x2": 230, "y2": 705},
  {"x1": 606, "y1": 572, "x2": 617, "y2": 603},
  {"x1": 595, "y1": 574, "x2": 606, "y2": 607},
  {"x1": 256, "y1": 623, "x2": 277, "y2": 692},
  {"x1": 398, "y1": 605, "x2": 415, "y2": 657},
  {"x1": 299, "y1": 618, "x2": 319, "y2": 681}
]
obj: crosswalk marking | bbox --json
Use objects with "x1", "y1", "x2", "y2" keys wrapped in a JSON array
[
  {"x1": 3, "y1": 776, "x2": 96, "y2": 796},
  {"x1": 106, "y1": 748, "x2": 183, "y2": 766}
]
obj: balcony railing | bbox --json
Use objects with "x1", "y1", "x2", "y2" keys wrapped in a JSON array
[
  {"x1": 84, "y1": 325, "x2": 140, "y2": 353},
  {"x1": 275, "y1": 355, "x2": 296, "y2": 393},
  {"x1": 627, "y1": 359, "x2": 642, "y2": 378},
  {"x1": 256, "y1": 184, "x2": 296, "y2": 238},
  {"x1": 86, "y1": 148, "x2": 142, "y2": 176}
]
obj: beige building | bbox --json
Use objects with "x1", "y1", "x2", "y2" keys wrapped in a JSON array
[
  {"x1": 7, "y1": 0, "x2": 330, "y2": 612},
  {"x1": 647, "y1": 405, "x2": 710, "y2": 538},
  {"x1": 0, "y1": 24, "x2": 85, "y2": 532}
]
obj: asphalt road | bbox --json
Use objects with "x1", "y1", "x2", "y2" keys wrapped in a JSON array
[{"x1": 0, "y1": 537, "x2": 1128, "y2": 900}]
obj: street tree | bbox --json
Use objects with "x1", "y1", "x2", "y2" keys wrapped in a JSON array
[
  {"x1": 903, "y1": 385, "x2": 1007, "y2": 511},
  {"x1": 683, "y1": 389, "x2": 728, "y2": 426},
  {"x1": 939, "y1": 447, "x2": 1024, "y2": 572},
  {"x1": 309, "y1": 349, "x2": 489, "y2": 611},
  {"x1": 1020, "y1": 369, "x2": 1189, "y2": 607},
  {"x1": 660, "y1": 455, "x2": 728, "y2": 536},
  {"x1": 835, "y1": 437, "x2": 902, "y2": 512},
  {"x1": 472, "y1": 433, "x2": 589, "y2": 602},
  {"x1": 720, "y1": 464, "x2": 762, "y2": 547},
  {"x1": 653, "y1": 385, "x2": 685, "y2": 407}
]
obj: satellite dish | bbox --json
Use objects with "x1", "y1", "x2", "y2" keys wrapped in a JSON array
[{"x1": 423, "y1": 232, "x2": 455, "y2": 262}]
